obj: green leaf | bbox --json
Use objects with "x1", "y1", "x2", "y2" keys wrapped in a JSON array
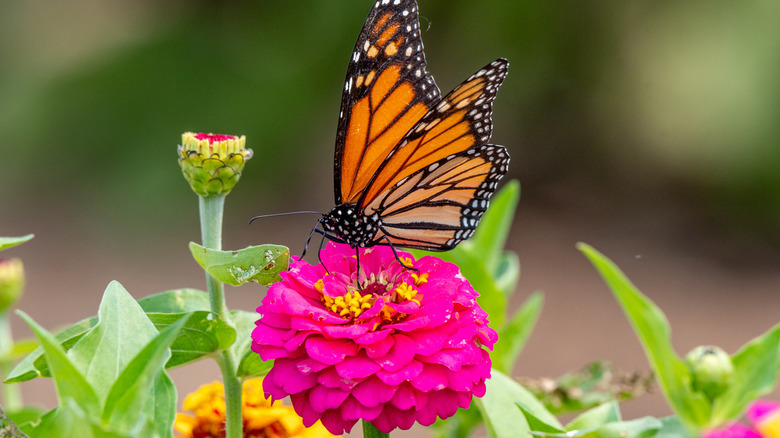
[
  {"x1": 0, "y1": 234, "x2": 34, "y2": 251},
  {"x1": 148, "y1": 311, "x2": 235, "y2": 368},
  {"x1": 710, "y1": 322, "x2": 780, "y2": 425},
  {"x1": 476, "y1": 369, "x2": 560, "y2": 438},
  {"x1": 16, "y1": 311, "x2": 101, "y2": 418},
  {"x1": 21, "y1": 404, "x2": 89, "y2": 438},
  {"x1": 462, "y1": 180, "x2": 520, "y2": 277},
  {"x1": 579, "y1": 417, "x2": 663, "y2": 438},
  {"x1": 189, "y1": 242, "x2": 289, "y2": 286},
  {"x1": 148, "y1": 372, "x2": 176, "y2": 438},
  {"x1": 138, "y1": 288, "x2": 210, "y2": 313},
  {"x1": 101, "y1": 317, "x2": 186, "y2": 432},
  {"x1": 6, "y1": 406, "x2": 46, "y2": 427},
  {"x1": 6, "y1": 317, "x2": 96, "y2": 383},
  {"x1": 492, "y1": 292, "x2": 543, "y2": 373},
  {"x1": 231, "y1": 309, "x2": 275, "y2": 378},
  {"x1": 6, "y1": 289, "x2": 209, "y2": 383},
  {"x1": 493, "y1": 252, "x2": 521, "y2": 297},
  {"x1": 655, "y1": 416, "x2": 692, "y2": 438},
  {"x1": 566, "y1": 402, "x2": 621, "y2": 431},
  {"x1": 578, "y1": 243, "x2": 710, "y2": 432},
  {"x1": 237, "y1": 351, "x2": 273, "y2": 378},
  {"x1": 24, "y1": 398, "x2": 150, "y2": 438},
  {"x1": 67, "y1": 281, "x2": 160, "y2": 402},
  {"x1": 517, "y1": 404, "x2": 567, "y2": 436}
]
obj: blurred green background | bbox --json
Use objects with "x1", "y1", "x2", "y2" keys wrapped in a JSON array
[
  {"x1": 3, "y1": 0, "x2": 780, "y2": 243},
  {"x1": 2, "y1": 0, "x2": 780, "y2": 426}
]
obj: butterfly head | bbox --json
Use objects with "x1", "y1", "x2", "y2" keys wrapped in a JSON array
[{"x1": 322, "y1": 204, "x2": 381, "y2": 248}]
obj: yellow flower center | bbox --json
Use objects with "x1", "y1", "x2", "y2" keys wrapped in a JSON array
[
  {"x1": 319, "y1": 273, "x2": 424, "y2": 328},
  {"x1": 322, "y1": 289, "x2": 374, "y2": 318},
  {"x1": 411, "y1": 272, "x2": 428, "y2": 286}
]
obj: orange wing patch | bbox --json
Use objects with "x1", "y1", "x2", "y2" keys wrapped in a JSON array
[
  {"x1": 358, "y1": 75, "x2": 492, "y2": 208},
  {"x1": 333, "y1": 0, "x2": 440, "y2": 205},
  {"x1": 340, "y1": 64, "x2": 429, "y2": 203}
]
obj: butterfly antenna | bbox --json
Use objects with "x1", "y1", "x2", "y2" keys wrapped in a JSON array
[{"x1": 248, "y1": 211, "x2": 323, "y2": 225}]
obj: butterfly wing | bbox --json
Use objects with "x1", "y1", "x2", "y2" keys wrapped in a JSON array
[
  {"x1": 356, "y1": 58, "x2": 509, "y2": 209},
  {"x1": 334, "y1": 0, "x2": 441, "y2": 205},
  {"x1": 364, "y1": 143, "x2": 510, "y2": 250}
]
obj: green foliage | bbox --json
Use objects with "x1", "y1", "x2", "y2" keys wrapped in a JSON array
[
  {"x1": 0, "y1": 235, "x2": 34, "y2": 251},
  {"x1": 15, "y1": 281, "x2": 186, "y2": 437},
  {"x1": 189, "y1": 242, "x2": 289, "y2": 286},
  {"x1": 710, "y1": 325, "x2": 780, "y2": 424},
  {"x1": 6, "y1": 289, "x2": 214, "y2": 383},
  {"x1": 518, "y1": 401, "x2": 664, "y2": 438},
  {"x1": 579, "y1": 243, "x2": 780, "y2": 434},
  {"x1": 231, "y1": 310, "x2": 271, "y2": 378},
  {"x1": 492, "y1": 292, "x2": 543, "y2": 374},
  {"x1": 147, "y1": 311, "x2": 235, "y2": 369},
  {"x1": 475, "y1": 369, "x2": 560, "y2": 438}
]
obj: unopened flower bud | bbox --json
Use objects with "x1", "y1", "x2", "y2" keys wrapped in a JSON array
[
  {"x1": 685, "y1": 345, "x2": 733, "y2": 400},
  {"x1": 0, "y1": 258, "x2": 25, "y2": 313},
  {"x1": 178, "y1": 132, "x2": 253, "y2": 197}
]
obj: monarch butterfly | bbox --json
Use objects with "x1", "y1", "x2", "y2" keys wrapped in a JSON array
[{"x1": 311, "y1": 0, "x2": 509, "y2": 256}]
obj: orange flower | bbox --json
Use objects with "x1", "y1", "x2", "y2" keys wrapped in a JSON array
[{"x1": 174, "y1": 379, "x2": 339, "y2": 438}]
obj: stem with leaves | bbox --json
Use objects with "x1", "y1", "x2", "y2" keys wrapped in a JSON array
[{"x1": 199, "y1": 194, "x2": 242, "y2": 438}]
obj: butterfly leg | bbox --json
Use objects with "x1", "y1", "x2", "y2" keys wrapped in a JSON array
[
  {"x1": 354, "y1": 246, "x2": 362, "y2": 291},
  {"x1": 379, "y1": 235, "x2": 419, "y2": 272}
]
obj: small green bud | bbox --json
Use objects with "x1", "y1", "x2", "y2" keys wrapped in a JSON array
[
  {"x1": 685, "y1": 345, "x2": 734, "y2": 400},
  {"x1": 0, "y1": 258, "x2": 25, "y2": 313},
  {"x1": 178, "y1": 132, "x2": 253, "y2": 197}
]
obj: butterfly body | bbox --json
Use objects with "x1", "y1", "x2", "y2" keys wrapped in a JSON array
[
  {"x1": 321, "y1": 203, "x2": 380, "y2": 248},
  {"x1": 315, "y1": 0, "x2": 510, "y2": 253}
]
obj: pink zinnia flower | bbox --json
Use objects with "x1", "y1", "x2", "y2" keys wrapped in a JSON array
[
  {"x1": 704, "y1": 401, "x2": 780, "y2": 438},
  {"x1": 251, "y1": 242, "x2": 498, "y2": 435}
]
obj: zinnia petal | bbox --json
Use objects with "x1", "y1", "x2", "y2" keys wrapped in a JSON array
[{"x1": 252, "y1": 241, "x2": 498, "y2": 435}]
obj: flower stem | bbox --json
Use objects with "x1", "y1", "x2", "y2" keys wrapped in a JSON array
[
  {"x1": 0, "y1": 313, "x2": 22, "y2": 410},
  {"x1": 362, "y1": 420, "x2": 389, "y2": 438},
  {"x1": 198, "y1": 194, "x2": 242, "y2": 438}
]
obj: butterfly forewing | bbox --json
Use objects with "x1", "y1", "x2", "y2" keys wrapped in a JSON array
[
  {"x1": 334, "y1": 0, "x2": 440, "y2": 205},
  {"x1": 357, "y1": 59, "x2": 509, "y2": 209}
]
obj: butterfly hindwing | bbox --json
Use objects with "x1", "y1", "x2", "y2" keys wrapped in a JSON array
[
  {"x1": 334, "y1": 0, "x2": 441, "y2": 205},
  {"x1": 364, "y1": 143, "x2": 510, "y2": 250},
  {"x1": 357, "y1": 59, "x2": 509, "y2": 209}
]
